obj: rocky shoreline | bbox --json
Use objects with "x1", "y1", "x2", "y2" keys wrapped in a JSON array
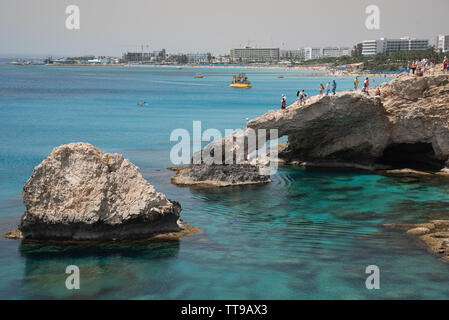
[
  {"x1": 383, "y1": 220, "x2": 449, "y2": 263},
  {"x1": 176, "y1": 68, "x2": 448, "y2": 187},
  {"x1": 169, "y1": 164, "x2": 271, "y2": 187}
]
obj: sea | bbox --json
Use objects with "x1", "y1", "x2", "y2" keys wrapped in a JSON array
[{"x1": 1, "y1": 63, "x2": 449, "y2": 299}]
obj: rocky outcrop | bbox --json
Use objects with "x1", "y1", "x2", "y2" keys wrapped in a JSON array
[
  {"x1": 172, "y1": 70, "x2": 449, "y2": 187},
  {"x1": 248, "y1": 72, "x2": 449, "y2": 171},
  {"x1": 170, "y1": 164, "x2": 270, "y2": 187},
  {"x1": 383, "y1": 220, "x2": 449, "y2": 262},
  {"x1": 17, "y1": 143, "x2": 183, "y2": 240}
]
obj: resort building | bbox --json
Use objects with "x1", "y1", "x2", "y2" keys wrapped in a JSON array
[
  {"x1": 304, "y1": 47, "x2": 323, "y2": 60},
  {"x1": 186, "y1": 53, "x2": 210, "y2": 64},
  {"x1": 322, "y1": 47, "x2": 351, "y2": 58},
  {"x1": 122, "y1": 49, "x2": 166, "y2": 63},
  {"x1": 362, "y1": 37, "x2": 429, "y2": 56},
  {"x1": 230, "y1": 47, "x2": 280, "y2": 63},
  {"x1": 436, "y1": 34, "x2": 449, "y2": 53},
  {"x1": 280, "y1": 49, "x2": 305, "y2": 60}
]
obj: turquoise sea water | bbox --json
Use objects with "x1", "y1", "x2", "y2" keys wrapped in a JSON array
[{"x1": 1, "y1": 64, "x2": 449, "y2": 299}]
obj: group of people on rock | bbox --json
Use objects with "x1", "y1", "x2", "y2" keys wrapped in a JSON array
[
  {"x1": 355, "y1": 77, "x2": 371, "y2": 95},
  {"x1": 407, "y1": 57, "x2": 449, "y2": 76},
  {"x1": 280, "y1": 75, "x2": 383, "y2": 109},
  {"x1": 280, "y1": 80, "x2": 337, "y2": 110},
  {"x1": 318, "y1": 81, "x2": 337, "y2": 96}
]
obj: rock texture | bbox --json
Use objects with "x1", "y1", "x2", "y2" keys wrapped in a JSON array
[
  {"x1": 18, "y1": 143, "x2": 182, "y2": 240},
  {"x1": 173, "y1": 69, "x2": 449, "y2": 186},
  {"x1": 170, "y1": 164, "x2": 270, "y2": 187},
  {"x1": 383, "y1": 220, "x2": 449, "y2": 262},
  {"x1": 247, "y1": 71, "x2": 449, "y2": 171}
]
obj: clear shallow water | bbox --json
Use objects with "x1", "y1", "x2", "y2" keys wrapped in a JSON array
[{"x1": 1, "y1": 65, "x2": 449, "y2": 299}]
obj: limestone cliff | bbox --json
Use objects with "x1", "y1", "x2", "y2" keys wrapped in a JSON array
[{"x1": 248, "y1": 72, "x2": 449, "y2": 171}]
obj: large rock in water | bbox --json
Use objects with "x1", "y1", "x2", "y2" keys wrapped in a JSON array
[
  {"x1": 19, "y1": 143, "x2": 181, "y2": 240},
  {"x1": 173, "y1": 70, "x2": 449, "y2": 187}
]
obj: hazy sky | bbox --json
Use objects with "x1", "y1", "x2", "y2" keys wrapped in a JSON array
[{"x1": 1, "y1": 0, "x2": 448, "y2": 57}]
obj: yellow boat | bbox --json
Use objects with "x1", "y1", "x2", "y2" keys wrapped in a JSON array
[
  {"x1": 193, "y1": 73, "x2": 204, "y2": 78},
  {"x1": 230, "y1": 73, "x2": 252, "y2": 88}
]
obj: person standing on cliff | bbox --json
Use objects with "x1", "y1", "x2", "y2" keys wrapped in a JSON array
[
  {"x1": 332, "y1": 80, "x2": 337, "y2": 95},
  {"x1": 353, "y1": 77, "x2": 359, "y2": 90},
  {"x1": 411, "y1": 61, "x2": 417, "y2": 75},
  {"x1": 362, "y1": 78, "x2": 369, "y2": 95},
  {"x1": 296, "y1": 90, "x2": 304, "y2": 105},
  {"x1": 319, "y1": 83, "x2": 324, "y2": 95},
  {"x1": 444, "y1": 57, "x2": 448, "y2": 73},
  {"x1": 281, "y1": 94, "x2": 286, "y2": 110},
  {"x1": 325, "y1": 81, "x2": 330, "y2": 95}
]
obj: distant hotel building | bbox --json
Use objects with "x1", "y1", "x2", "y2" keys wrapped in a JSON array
[
  {"x1": 322, "y1": 47, "x2": 351, "y2": 58},
  {"x1": 436, "y1": 34, "x2": 449, "y2": 53},
  {"x1": 362, "y1": 37, "x2": 429, "y2": 56},
  {"x1": 122, "y1": 49, "x2": 166, "y2": 63},
  {"x1": 301, "y1": 47, "x2": 351, "y2": 60},
  {"x1": 186, "y1": 53, "x2": 210, "y2": 64},
  {"x1": 230, "y1": 47, "x2": 280, "y2": 63},
  {"x1": 304, "y1": 47, "x2": 323, "y2": 60},
  {"x1": 280, "y1": 49, "x2": 305, "y2": 59}
]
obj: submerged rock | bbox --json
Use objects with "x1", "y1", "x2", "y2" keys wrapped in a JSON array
[
  {"x1": 17, "y1": 143, "x2": 183, "y2": 240},
  {"x1": 383, "y1": 220, "x2": 449, "y2": 262}
]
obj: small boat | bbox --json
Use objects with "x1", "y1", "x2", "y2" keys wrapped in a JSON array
[
  {"x1": 193, "y1": 73, "x2": 204, "y2": 78},
  {"x1": 277, "y1": 75, "x2": 284, "y2": 79},
  {"x1": 8, "y1": 61, "x2": 31, "y2": 66},
  {"x1": 230, "y1": 73, "x2": 252, "y2": 88},
  {"x1": 176, "y1": 66, "x2": 183, "y2": 70}
]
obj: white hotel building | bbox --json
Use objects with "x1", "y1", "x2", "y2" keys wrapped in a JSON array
[
  {"x1": 436, "y1": 34, "x2": 449, "y2": 53},
  {"x1": 230, "y1": 47, "x2": 280, "y2": 63},
  {"x1": 302, "y1": 47, "x2": 351, "y2": 60},
  {"x1": 362, "y1": 37, "x2": 429, "y2": 56}
]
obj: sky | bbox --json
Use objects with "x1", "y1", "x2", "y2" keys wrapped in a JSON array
[{"x1": 0, "y1": 0, "x2": 448, "y2": 57}]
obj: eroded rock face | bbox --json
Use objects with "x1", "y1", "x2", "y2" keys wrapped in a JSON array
[
  {"x1": 247, "y1": 71, "x2": 449, "y2": 171},
  {"x1": 173, "y1": 70, "x2": 449, "y2": 187},
  {"x1": 171, "y1": 164, "x2": 270, "y2": 187},
  {"x1": 19, "y1": 143, "x2": 181, "y2": 240}
]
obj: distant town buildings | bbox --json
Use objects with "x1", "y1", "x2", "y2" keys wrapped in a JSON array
[
  {"x1": 230, "y1": 47, "x2": 280, "y2": 63},
  {"x1": 46, "y1": 56, "x2": 120, "y2": 65},
  {"x1": 186, "y1": 53, "x2": 210, "y2": 64},
  {"x1": 280, "y1": 49, "x2": 305, "y2": 59},
  {"x1": 304, "y1": 47, "x2": 323, "y2": 60},
  {"x1": 322, "y1": 47, "x2": 351, "y2": 58},
  {"x1": 281, "y1": 47, "x2": 350, "y2": 61},
  {"x1": 362, "y1": 37, "x2": 429, "y2": 56},
  {"x1": 122, "y1": 49, "x2": 166, "y2": 63},
  {"x1": 436, "y1": 34, "x2": 449, "y2": 53}
]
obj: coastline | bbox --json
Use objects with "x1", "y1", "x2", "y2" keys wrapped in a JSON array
[{"x1": 38, "y1": 62, "x2": 404, "y2": 78}]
